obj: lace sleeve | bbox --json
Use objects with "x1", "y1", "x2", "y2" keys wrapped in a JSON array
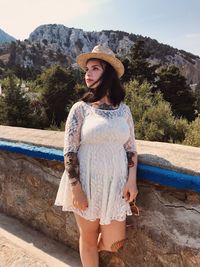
[
  {"x1": 124, "y1": 105, "x2": 137, "y2": 153},
  {"x1": 63, "y1": 102, "x2": 84, "y2": 155}
]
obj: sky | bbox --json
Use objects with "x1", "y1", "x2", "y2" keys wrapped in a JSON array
[{"x1": 1, "y1": 0, "x2": 200, "y2": 56}]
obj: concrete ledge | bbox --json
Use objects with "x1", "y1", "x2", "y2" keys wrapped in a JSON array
[
  {"x1": 0, "y1": 125, "x2": 64, "y2": 149},
  {"x1": 0, "y1": 125, "x2": 200, "y2": 194}
]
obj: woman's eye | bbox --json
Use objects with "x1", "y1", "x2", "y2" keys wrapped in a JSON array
[{"x1": 85, "y1": 67, "x2": 99, "y2": 72}]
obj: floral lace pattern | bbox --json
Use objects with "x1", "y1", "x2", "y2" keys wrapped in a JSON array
[
  {"x1": 64, "y1": 101, "x2": 136, "y2": 155},
  {"x1": 123, "y1": 105, "x2": 137, "y2": 153},
  {"x1": 64, "y1": 102, "x2": 84, "y2": 155},
  {"x1": 56, "y1": 100, "x2": 137, "y2": 224}
]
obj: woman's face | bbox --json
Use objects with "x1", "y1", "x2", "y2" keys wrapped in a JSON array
[{"x1": 85, "y1": 59, "x2": 105, "y2": 88}]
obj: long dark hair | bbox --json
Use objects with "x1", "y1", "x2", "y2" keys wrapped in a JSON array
[{"x1": 80, "y1": 59, "x2": 125, "y2": 106}]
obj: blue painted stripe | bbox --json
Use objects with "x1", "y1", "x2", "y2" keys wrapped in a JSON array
[
  {"x1": 0, "y1": 140, "x2": 200, "y2": 193},
  {"x1": 138, "y1": 163, "x2": 200, "y2": 193},
  {"x1": 0, "y1": 140, "x2": 63, "y2": 161}
]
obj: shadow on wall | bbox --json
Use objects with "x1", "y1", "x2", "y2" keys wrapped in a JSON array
[{"x1": 139, "y1": 153, "x2": 196, "y2": 176}]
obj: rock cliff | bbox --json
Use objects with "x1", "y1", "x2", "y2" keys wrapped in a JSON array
[
  {"x1": 0, "y1": 24, "x2": 200, "y2": 84},
  {"x1": 29, "y1": 24, "x2": 200, "y2": 84}
]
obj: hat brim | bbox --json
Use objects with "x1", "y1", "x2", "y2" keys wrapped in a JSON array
[{"x1": 76, "y1": 52, "x2": 124, "y2": 78}]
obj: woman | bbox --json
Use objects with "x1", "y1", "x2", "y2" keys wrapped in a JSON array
[{"x1": 54, "y1": 45, "x2": 138, "y2": 267}]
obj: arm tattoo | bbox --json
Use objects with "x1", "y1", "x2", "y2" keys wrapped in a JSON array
[
  {"x1": 64, "y1": 152, "x2": 80, "y2": 186},
  {"x1": 126, "y1": 151, "x2": 135, "y2": 167}
]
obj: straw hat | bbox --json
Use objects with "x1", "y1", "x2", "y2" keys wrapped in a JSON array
[{"x1": 76, "y1": 45, "x2": 125, "y2": 78}]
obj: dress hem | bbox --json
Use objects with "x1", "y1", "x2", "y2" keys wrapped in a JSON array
[{"x1": 54, "y1": 203, "x2": 133, "y2": 225}]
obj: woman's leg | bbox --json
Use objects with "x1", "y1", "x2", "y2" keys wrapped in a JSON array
[
  {"x1": 98, "y1": 220, "x2": 127, "y2": 252},
  {"x1": 74, "y1": 213, "x2": 100, "y2": 267}
]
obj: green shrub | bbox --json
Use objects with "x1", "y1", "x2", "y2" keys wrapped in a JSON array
[
  {"x1": 183, "y1": 116, "x2": 200, "y2": 147},
  {"x1": 124, "y1": 80, "x2": 189, "y2": 143},
  {"x1": 173, "y1": 118, "x2": 189, "y2": 143}
]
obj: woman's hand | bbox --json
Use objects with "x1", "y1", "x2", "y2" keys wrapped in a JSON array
[
  {"x1": 122, "y1": 179, "x2": 138, "y2": 203},
  {"x1": 70, "y1": 182, "x2": 88, "y2": 211}
]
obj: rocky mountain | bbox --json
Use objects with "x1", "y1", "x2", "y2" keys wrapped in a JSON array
[
  {"x1": 0, "y1": 24, "x2": 200, "y2": 84},
  {"x1": 28, "y1": 24, "x2": 200, "y2": 84},
  {"x1": 0, "y1": 28, "x2": 16, "y2": 44}
]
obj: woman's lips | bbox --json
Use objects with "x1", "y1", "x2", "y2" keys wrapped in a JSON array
[{"x1": 86, "y1": 79, "x2": 93, "y2": 82}]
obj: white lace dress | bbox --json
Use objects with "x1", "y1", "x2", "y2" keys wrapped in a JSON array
[{"x1": 54, "y1": 100, "x2": 137, "y2": 225}]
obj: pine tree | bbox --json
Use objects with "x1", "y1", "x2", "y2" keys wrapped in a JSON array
[
  {"x1": 122, "y1": 40, "x2": 159, "y2": 85},
  {"x1": 194, "y1": 82, "x2": 200, "y2": 114},
  {"x1": 39, "y1": 65, "x2": 76, "y2": 127},
  {"x1": 156, "y1": 65, "x2": 196, "y2": 121}
]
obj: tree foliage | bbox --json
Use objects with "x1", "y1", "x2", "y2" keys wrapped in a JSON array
[
  {"x1": 183, "y1": 116, "x2": 200, "y2": 147},
  {"x1": 156, "y1": 65, "x2": 196, "y2": 121},
  {"x1": 38, "y1": 65, "x2": 76, "y2": 127},
  {"x1": 120, "y1": 40, "x2": 197, "y2": 124},
  {"x1": 122, "y1": 40, "x2": 159, "y2": 85},
  {"x1": 124, "y1": 80, "x2": 189, "y2": 143},
  {"x1": 0, "y1": 74, "x2": 32, "y2": 127},
  {"x1": 194, "y1": 82, "x2": 200, "y2": 115}
]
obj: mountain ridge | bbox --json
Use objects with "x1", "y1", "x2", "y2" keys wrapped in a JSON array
[
  {"x1": 28, "y1": 24, "x2": 200, "y2": 84},
  {"x1": 0, "y1": 24, "x2": 199, "y2": 84},
  {"x1": 0, "y1": 28, "x2": 16, "y2": 44}
]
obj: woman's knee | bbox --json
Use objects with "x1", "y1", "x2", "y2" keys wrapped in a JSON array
[
  {"x1": 79, "y1": 226, "x2": 99, "y2": 246},
  {"x1": 74, "y1": 214, "x2": 100, "y2": 245},
  {"x1": 80, "y1": 232, "x2": 99, "y2": 247}
]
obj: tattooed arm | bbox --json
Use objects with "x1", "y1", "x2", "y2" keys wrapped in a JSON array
[
  {"x1": 63, "y1": 102, "x2": 88, "y2": 210},
  {"x1": 63, "y1": 102, "x2": 84, "y2": 186},
  {"x1": 64, "y1": 152, "x2": 80, "y2": 186}
]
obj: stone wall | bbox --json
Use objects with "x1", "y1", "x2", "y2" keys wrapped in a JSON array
[{"x1": 0, "y1": 126, "x2": 200, "y2": 267}]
